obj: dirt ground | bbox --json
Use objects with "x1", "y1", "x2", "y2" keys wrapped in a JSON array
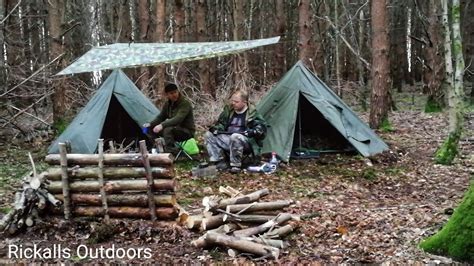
[{"x1": 0, "y1": 105, "x2": 473, "y2": 263}]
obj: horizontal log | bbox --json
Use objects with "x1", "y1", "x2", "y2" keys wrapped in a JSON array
[
  {"x1": 47, "y1": 179, "x2": 177, "y2": 194},
  {"x1": 50, "y1": 206, "x2": 178, "y2": 220},
  {"x1": 233, "y1": 213, "x2": 293, "y2": 237},
  {"x1": 202, "y1": 214, "x2": 276, "y2": 231},
  {"x1": 45, "y1": 153, "x2": 174, "y2": 166},
  {"x1": 54, "y1": 194, "x2": 176, "y2": 207},
  {"x1": 204, "y1": 232, "x2": 279, "y2": 259},
  {"x1": 45, "y1": 166, "x2": 174, "y2": 180},
  {"x1": 203, "y1": 188, "x2": 269, "y2": 212},
  {"x1": 226, "y1": 200, "x2": 294, "y2": 214}
]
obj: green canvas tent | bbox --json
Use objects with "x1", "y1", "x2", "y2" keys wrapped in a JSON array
[
  {"x1": 48, "y1": 69, "x2": 159, "y2": 154},
  {"x1": 257, "y1": 61, "x2": 389, "y2": 162}
]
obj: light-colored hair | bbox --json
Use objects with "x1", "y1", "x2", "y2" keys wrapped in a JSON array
[{"x1": 232, "y1": 90, "x2": 249, "y2": 103}]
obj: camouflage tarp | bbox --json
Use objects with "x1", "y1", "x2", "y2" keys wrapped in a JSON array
[{"x1": 57, "y1": 36, "x2": 280, "y2": 75}]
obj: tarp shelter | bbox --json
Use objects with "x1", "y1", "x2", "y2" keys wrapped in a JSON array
[
  {"x1": 57, "y1": 37, "x2": 280, "y2": 75},
  {"x1": 48, "y1": 69, "x2": 159, "y2": 154},
  {"x1": 257, "y1": 61, "x2": 389, "y2": 162}
]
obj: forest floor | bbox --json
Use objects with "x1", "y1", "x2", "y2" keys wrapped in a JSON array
[{"x1": 0, "y1": 91, "x2": 473, "y2": 264}]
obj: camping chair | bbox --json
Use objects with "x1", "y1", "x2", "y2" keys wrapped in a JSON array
[{"x1": 174, "y1": 138, "x2": 199, "y2": 161}]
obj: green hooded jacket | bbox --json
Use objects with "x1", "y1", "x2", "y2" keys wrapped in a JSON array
[{"x1": 212, "y1": 104, "x2": 267, "y2": 156}]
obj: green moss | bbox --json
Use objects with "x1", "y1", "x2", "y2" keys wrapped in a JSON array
[
  {"x1": 435, "y1": 132, "x2": 461, "y2": 165},
  {"x1": 419, "y1": 181, "x2": 474, "y2": 262},
  {"x1": 424, "y1": 97, "x2": 443, "y2": 113},
  {"x1": 380, "y1": 117, "x2": 394, "y2": 133}
]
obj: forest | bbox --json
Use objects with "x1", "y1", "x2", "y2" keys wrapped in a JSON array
[{"x1": 0, "y1": 0, "x2": 473, "y2": 264}]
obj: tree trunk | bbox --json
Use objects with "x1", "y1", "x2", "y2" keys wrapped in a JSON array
[
  {"x1": 45, "y1": 166, "x2": 174, "y2": 180},
  {"x1": 334, "y1": 0, "x2": 342, "y2": 96},
  {"x1": 298, "y1": 0, "x2": 314, "y2": 67},
  {"x1": 369, "y1": 0, "x2": 391, "y2": 128},
  {"x1": 435, "y1": 0, "x2": 465, "y2": 165},
  {"x1": 47, "y1": 0, "x2": 66, "y2": 126},
  {"x1": 0, "y1": 0, "x2": 5, "y2": 90},
  {"x1": 389, "y1": 1, "x2": 407, "y2": 92},
  {"x1": 273, "y1": 0, "x2": 286, "y2": 79},
  {"x1": 137, "y1": 0, "x2": 150, "y2": 91},
  {"x1": 54, "y1": 193, "x2": 176, "y2": 207},
  {"x1": 153, "y1": 0, "x2": 166, "y2": 104},
  {"x1": 47, "y1": 178, "x2": 177, "y2": 193},
  {"x1": 44, "y1": 153, "x2": 174, "y2": 166},
  {"x1": 174, "y1": 0, "x2": 185, "y2": 42},
  {"x1": 196, "y1": 0, "x2": 212, "y2": 96},
  {"x1": 424, "y1": 1, "x2": 445, "y2": 112},
  {"x1": 420, "y1": 182, "x2": 474, "y2": 261},
  {"x1": 232, "y1": 0, "x2": 249, "y2": 90}
]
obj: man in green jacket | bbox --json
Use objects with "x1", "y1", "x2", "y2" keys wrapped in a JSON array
[
  {"x1": 205, "y1": 90, "x2": 267, "y2": 173},
  {"x1": 144, "y1": 83, "x2": 195, "y2": 154}
]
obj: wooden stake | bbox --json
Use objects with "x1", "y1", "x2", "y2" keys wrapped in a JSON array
[
  {"x1": 58, "y1": 143, "x2": 71, "y2": 219},
  {"x1": 98, "y1": 139, "x2": 109, "y2": 222},
  {"x1": 45, "y1": 166, "x2": 175, "y2": 180},
  {"x1": 45, "y1": 153, "x2": 174, "y2": 166},
  {"x1": 47, "y1": 179, "x2": 176, "y2": 193},
  {"x1": 139, "y1": 140, "x2": 156, "y2": 221}
]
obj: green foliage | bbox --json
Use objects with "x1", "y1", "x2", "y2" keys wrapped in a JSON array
[
  {"x1": 380, "y1": 117, "x2": 394, "y2": 133},
  {"x1": 424, "y1": 97, "x2": 443, "y2": 113},
  {"x1": 419, "y1": 181, "x2": 474, "y2": 262},
  {"x1": 53, "y1": 118, "x2": 69, "y2": 135},
  {"x1": 0, "y1": 206, "x2": 11, "y2": 214},
  {"x1": 435, "y1": 132, "x2": 461, "y2": 165},
  {"x1": 361, "y1": 168, "x2": 377, "y2": 181}
]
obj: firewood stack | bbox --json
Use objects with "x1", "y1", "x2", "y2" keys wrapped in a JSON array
[
  {"x1": 0, "y1": 171, "x2": 61, "y2": 234},
  {"x1": 43, "y1": 140, "x2": 179, "y2": 220},
  {"x1": 187, "y1": 187, "x2": 299, "y2": 260}
]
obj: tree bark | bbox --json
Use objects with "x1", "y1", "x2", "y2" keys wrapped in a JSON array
[
  {"x1": 424, "y1": 1, "x2": 445, "y2": 111},
  {"x1": 137, "y1": 0, "x2": 150, "y2": 91},
  {"x1": 174, "y1": 0, "x2": 185, "y2": 42},
  {"x1": 233, "y1": 213, "x2": 294, "y2": 237},
  {"x1": 232, "y1": 0, "x2": 249, "y2": 89},
  {"x1": 225, "y1": 200, "x2": 294, "y2": 214},
  {"x1": 153, "y1": 0, "x2": 166, "y2": 104},
  {"x1": 273, "y1": 0, "x2": 286, "y2": 79},
  {"x1": 201, "y1": 214, "x2": 276, "y2": 231},
  {"x1": 203, "y1": 188, "x2": 269, "y2": 212},
  {"x1": 0, "y1": 0, "x2": 6, "y2": 89},
  {"x1": 435, "y1": 0, "x2": 465, "y2": 165},
  {"x1": 47, "y1": 179, "x2": 177, "y2": 193},
  {"x1": 45, "y1": 153, "x2": 174, "y2": 166},
  {"x1": 54, "y1": 193, "x2": 176, "y2": 207},
  {"x1": 298, "y1": 0, "x2": 314, "y2": 67},
  {"x1": 47, "y1": 0, "x2": 67, "y2": 125},
  {"x1": 195, "y1": 0, "x2": 212, "y2": 96},
  {"x1": 45, "y1": 166, "x2": 174, "y2": 180},
  {"x1": 369, "y1": 0, "x2": 391, "y2": 128}
]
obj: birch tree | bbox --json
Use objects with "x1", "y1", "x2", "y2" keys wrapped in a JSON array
[{"x1": 434, "y1": 0, "x2": 466, "y2": 164}]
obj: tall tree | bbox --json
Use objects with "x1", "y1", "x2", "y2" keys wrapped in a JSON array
[
  {"x1": 0, "y1": 0, "x2": 6, "y2": 91},
  {"x1": 298, "y1": 0, "x2": 314, "y2": 67},
  {"x1": 424, "y1": 1, "x2": 445, "y2": 112},
  {"x1": 435, "y1": 0, "x2": 466, "y2": 165},
  {"x1": 174, "y1": 0, "x2": 184, "y2": 42},
  {"x1": 273, "y1": 0, "x2": 286, "y2": 79},
  {"x1": 369, "y1": 0, "x2": 391, "y2": 128},
  {"x1": 153, "y1": 0, "x2": 166, "y2": 104},
  {"x1": 232, "y1": 0, "x2": 249, "y2": 89},
  {"x1": 195, "y1": 0, "x2": 213, "y2": 96},
  {"x1": 47, "y1": 0, "x2": 67, "y2": 126},
  {"x1": 137, "y1": 0, "x2": 150, "y2": 91}
]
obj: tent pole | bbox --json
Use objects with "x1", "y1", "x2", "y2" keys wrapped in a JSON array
[{"x1": 298, "y1": 98, "x2": 302, "y2": 150}]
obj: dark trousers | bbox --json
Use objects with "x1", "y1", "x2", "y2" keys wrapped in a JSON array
[{"x1": 157, "y1": 126, "x2": 193, "y2": 150}]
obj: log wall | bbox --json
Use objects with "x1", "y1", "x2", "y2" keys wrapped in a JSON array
[{"x1": 44, "y1": 141, "x2": 178, "y2": 221}]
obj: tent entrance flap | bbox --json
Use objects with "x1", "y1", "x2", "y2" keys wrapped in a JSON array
[
  {"x1": 292, "y1": 94, "x2": 353, "y2": 153},
  {"x1": 101, "y1": 95, "x2": 148, "y2": 151}
]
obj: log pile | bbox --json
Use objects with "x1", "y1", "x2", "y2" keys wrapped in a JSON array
[
  {"x1": 43, "y1": 140, "x2": 178, "y2": 220},
  {"x1": 187, "y1": 187, "x2": 299, "y2": 260},
  {"x1": 0, "y1": 159, "x2": 61, "y2": 234}
]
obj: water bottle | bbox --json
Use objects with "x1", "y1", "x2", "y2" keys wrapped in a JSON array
[{"x1": 269, "y1": 151, "x2": 278, "y2": 165}]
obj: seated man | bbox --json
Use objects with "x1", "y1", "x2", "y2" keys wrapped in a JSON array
[
  {"x1": 205, "y1": 90, "x2": 266, "y2": 173},
  {"x1": 143, "y1": 83, "x2": 195, "y2": 154}
]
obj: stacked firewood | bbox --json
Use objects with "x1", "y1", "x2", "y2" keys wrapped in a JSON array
[
  {"x1": 43, "y1": 140, "x2": 178, "y2": 220},
  {"x1": 187, "y1": 187, "x2": 299, "y2": 260},
  {"x1": 0, "y1": 170, "x2": 61, "y2": 234}
]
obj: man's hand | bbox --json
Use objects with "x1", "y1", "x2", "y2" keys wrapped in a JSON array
[
  {"x1": 243, "y1": 129, "x2": 256, "y2": 137},
  {"x1": 209, "y1": 126, "x2": 218, "y2": 135},
  {"x1": 153, "y1": 124, "x2": 163, "y2": 134},
  {"x1": 142, "y1": 123, "x2": 150, "y2": 128}
]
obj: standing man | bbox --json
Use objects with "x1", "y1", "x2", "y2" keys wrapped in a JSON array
[
  {"x1": 205, "y1": 90, "x2": 266, "y2": 173},
  {"x1": 143, "y1": 83, "x2": 195, "y2": 154}
]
